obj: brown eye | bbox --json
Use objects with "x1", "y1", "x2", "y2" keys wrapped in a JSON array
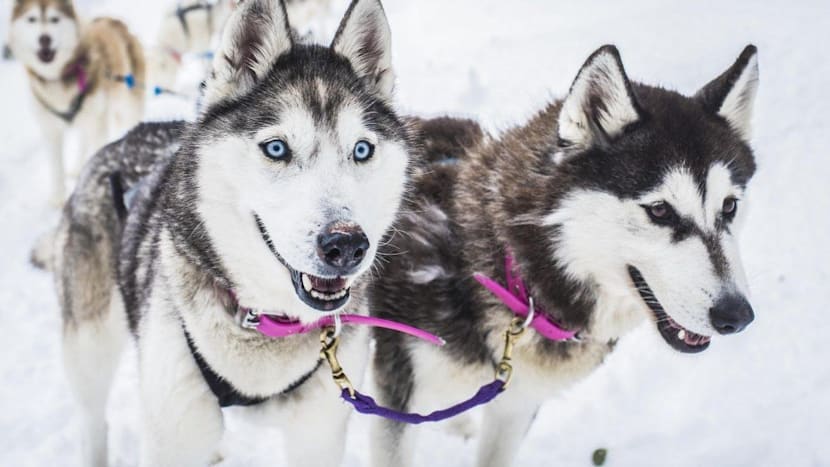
[
  {"x1": 723, "y1": 197, "x2": 738, "y2": 216},
  {"x1": 50, "y1": 17, "x2": 60, "y2": 24},
  {"x1": 649, "y1": 202, "x2": 668, "y2": 218},
  {"x1": 643, "y1": 201, "x2": 676, "y2": 225}
]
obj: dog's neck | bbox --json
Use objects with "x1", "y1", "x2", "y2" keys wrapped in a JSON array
[
  {"x1": 456, "y1": 105, "x2": 601, "y2": 334},
  {"x1": 26, "y1": 50, "x2": 90, "y2": 110}
]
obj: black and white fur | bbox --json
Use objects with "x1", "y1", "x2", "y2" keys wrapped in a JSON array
[
  {"x1": 53, "y1": 0, "x2": 411, "y2": 465},
  {"x1": 369, "y1": 45, "x2": 760, "y2": 467}
]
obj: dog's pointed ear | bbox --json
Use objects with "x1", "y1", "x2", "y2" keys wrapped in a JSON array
[
  {"x1": 557, "y1": 45, "x2": 642, "y2": 149},
  {"x1": 695, "y1": 45, "x2": 759, "y2": 142},
  {"x1": 331, "y1": 0, "x2": 394, "y2": 99},
  {"x1": 202, "y1": 0, "x2": 292, "y2": 109}
]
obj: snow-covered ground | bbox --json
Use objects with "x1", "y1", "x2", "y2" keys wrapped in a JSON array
[{"x1": 1, "y1": 0, "x2": 829, "y2": 465}]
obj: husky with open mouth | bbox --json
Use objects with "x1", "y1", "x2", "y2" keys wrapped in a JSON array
[
  {"x1": 8, "y1": 0, "x2": 145, "y2": 204},
  {"x1": 50, "y1": 0, "x2": 410, "y2": 465},
  {"x1": 369, "y1": 45, "x2": 760, "y2": 466}
]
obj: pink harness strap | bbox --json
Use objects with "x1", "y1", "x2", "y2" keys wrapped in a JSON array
[
  {"x1": 256, "y1": 313, "x2": 445, "y2": 346},
  {"x1": 473, "y1": 252, "x2": 577, "y2": 341},
  {"x1": 71, "y1": 62, "x2": 88, "y2": 93}
]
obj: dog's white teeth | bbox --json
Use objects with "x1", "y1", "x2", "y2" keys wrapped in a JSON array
[
  {"x1": 302, "y1": 274, "x2": 313, "y2": 292},
  {"x1": 309, "y1": 288, "x2": 348, "y2": 301},
  {"x1": 677, "y1": 329, "x2": 686, "y2": 341}
]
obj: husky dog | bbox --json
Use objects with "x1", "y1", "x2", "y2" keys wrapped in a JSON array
[
  {"x1": 53, "y1": 0, "x2": 410, "y2": 465},
  {"x1": 149, "y1": 0, "x2": 331, "y2": 91},
  {"x1": 369, "y1": 45, "x2": 760, "y2": 467},
  {"x1": 149, "y1": 0, "x2": 233, "y2": 90},
  {"x1": 8, "y1": 0, "x2": 145, "y2": 203}
]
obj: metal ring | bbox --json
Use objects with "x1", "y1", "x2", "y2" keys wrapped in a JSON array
[
  {"x1": 522, "y1": 296, "x2": 536, "y2": 329},
  {"x1": 333, "y1": 312, "x2": 343, "y2": 338}
]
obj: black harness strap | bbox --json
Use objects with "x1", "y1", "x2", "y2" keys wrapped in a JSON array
[
  {"x1": 175, "y1": 1, "x2": 215, "y2": 39},
  {"x1": 183, "y1": 328, "x2": 323, "y2": 408},
  {"x1": 33, "y1": 88, "x2": 88, "y2": 124}
]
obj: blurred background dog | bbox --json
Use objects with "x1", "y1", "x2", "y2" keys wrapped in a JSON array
[{"x1": 7, "y1": 0, "x2": 144, "y2": 203}]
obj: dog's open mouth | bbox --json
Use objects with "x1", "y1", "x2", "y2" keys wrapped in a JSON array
[
  {"x1": 254, "y1": 213, "x2": 353, "y2": 312},
  {"x1": 37, "y1": 48, "x2": 55, "y2": 63},
  {"x1": 290, "y1": 271, "x2": 353, "y2": 311},
  {"x1": 627, "y1": 266, "x2": 711, "y2": 353}
]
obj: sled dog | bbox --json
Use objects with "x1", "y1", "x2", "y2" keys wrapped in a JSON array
[
  {"x1": 53, "y1": 0, "x2": 410, "y2": 465},
  {"x1": 369, "y1": 45, "x2": 760, "y2": 467},
  {"x1": 9, "y1": 0, "x2": 145, "y2": 203}
]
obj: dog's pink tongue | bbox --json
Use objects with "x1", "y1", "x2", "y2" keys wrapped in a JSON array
[{"x1": 684, "y1": 332, "x2": 711, "y2": 346}]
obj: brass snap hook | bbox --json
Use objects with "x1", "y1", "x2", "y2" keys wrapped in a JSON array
[
  {"x1": 495, "y1": 317, "x2": 526, "y2": 388},
  {"x1": 320, "y1": 327, "x2": 356, "y2": 399}
]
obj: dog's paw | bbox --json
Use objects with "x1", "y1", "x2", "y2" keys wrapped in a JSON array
[
  {"x1": 209, "y1": 450, "x2": 224, "y2": 465},
  {"x1": 30, "y1": 229, "x2": 56, "y2": 271}
]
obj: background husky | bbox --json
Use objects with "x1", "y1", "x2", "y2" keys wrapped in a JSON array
[
  {"x1": 369, "y1": 45, "x2": 760, "y2": 467},
  {"x1": 8, "y1": 0, "x2": 145, "y2": 204},
  {"x1": 148, "y1": 0, "x2": 332, "y2": 91},
  {"x1": 148, "y1": 0, "x2": 232, "y2": 90},
  {"x1": 53, "y1": 0, "x2": 411, "y2": 465}
]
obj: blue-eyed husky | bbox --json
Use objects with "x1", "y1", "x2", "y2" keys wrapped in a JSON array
[{"x1": 51, "y1": 0, "x2": 412, "y2": 465}]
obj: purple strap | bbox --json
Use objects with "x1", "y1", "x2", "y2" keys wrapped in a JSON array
[
  {"x1": 245, "y1": 292, "x2": 505, "y2": 423},
  {"x1": 341, "y1": 380, "x2": 506, "y2": 424}
]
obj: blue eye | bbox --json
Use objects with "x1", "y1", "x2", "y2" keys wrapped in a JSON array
[
  {"x1": 353, "y1": 140, "x2": 374, "y2": 163},
  {"x1": 260, "y1": 139, "x2": 291, "y2": 161}
]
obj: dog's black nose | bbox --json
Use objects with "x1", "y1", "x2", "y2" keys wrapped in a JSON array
[
  {"x1": 317, "y1": 221, "x2": 369, "y2": 272},
  {"x1": 39, "y1": 35, "x2": 52, "y2": 48},
  {"x1": 709, "y1": 294, "x2": 754, "y2": 335}
]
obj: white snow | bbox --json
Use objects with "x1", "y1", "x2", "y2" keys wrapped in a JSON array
[{"x1": 1, "y1": 0, "x2": 828, "y2": 466}]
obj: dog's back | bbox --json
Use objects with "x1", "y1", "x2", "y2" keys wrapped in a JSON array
[
  {"x1": 53, "y1": 122, "x2": 184, "y2": 323},
  {"x1": 77, "y1": 17, "x2": 145, "y2": 120}
]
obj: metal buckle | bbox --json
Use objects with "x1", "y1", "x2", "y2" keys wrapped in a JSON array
[
  {"x1": 320, "y1": 327, "x2": 356, "y2": 399},
  {"x1": 239, "y1": 308, "x2": 260, "y2": 330}
]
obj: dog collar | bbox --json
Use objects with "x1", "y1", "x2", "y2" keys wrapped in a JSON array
[
  {"x1": 242, "y1": 308, "x2": 444, "y2": 346},
  {"x1": 474, "y1": 251, "x2": 578, "y2": 341},
  {"x1": 31, "y1": 61, "x2": 89, "y2": 124},
  {"x1": 222, "y1": 287, "x2": 444, "y2": 346}
]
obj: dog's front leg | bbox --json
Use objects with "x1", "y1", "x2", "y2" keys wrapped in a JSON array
[
  {"x1": 283, "y1": 330, "x2": 369, "y2": 467},
  {"x1": 137, "y1": 304, "x2": 224, "y2": 467},
  {"x1": 77, "y1": 120, "x2": 110, "y2": 173},
  {"x1": 475, "y1": 390, "x2": 539, "y2": 467},
  {"x1": 281, "y1": 376, "x2": 353, "y2": 467},
  {"x1": 35, "y1": 110, "x2": 65, "y2": 205}
]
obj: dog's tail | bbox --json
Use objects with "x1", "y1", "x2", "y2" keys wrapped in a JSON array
[
  {"x1": 30, "y1": 227, "x2": 57, "y2": 271},
  {"x1": 408, "y1": 116, "x2": 485, "y2": 167}
]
